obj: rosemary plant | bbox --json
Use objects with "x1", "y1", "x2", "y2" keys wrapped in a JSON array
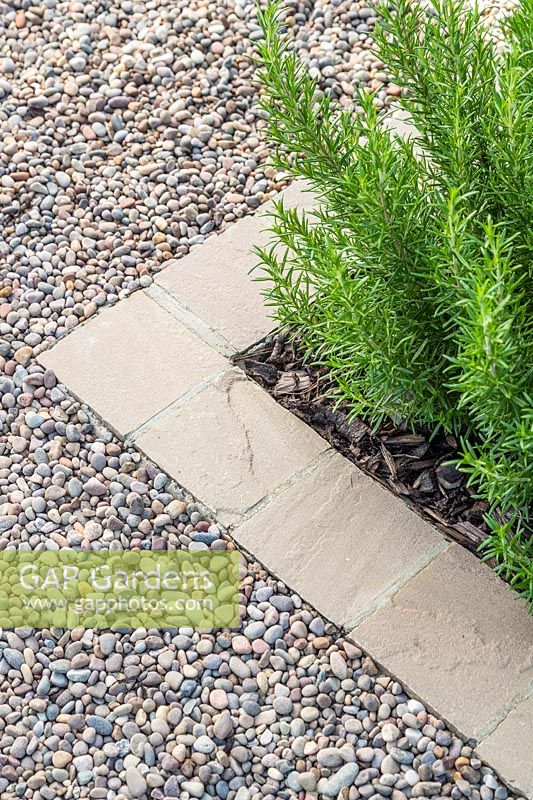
[{"x1": 255, "y1": 0, "x2": 533, "y2": 606}]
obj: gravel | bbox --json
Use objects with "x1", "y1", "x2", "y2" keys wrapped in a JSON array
[
  {"x1": 0, "y1": 0, "x2": 391, "y2": 365},
  {"x1": 0, "y1": 365, "x2": 226, "y2": 550},
  {"x1": 0, "y1": 563, "x2": 523, "y2": 800},
  {"x1": 477, "y1": 0, "x2": 519, "y2": 44},
  {"x1": 0, "y1": 0, "x2": 524, "y2": 798}
]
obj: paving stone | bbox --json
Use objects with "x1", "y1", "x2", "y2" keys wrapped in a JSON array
[
  {"x1": 382, "y1": 108, "x2": 419, "y2": 142},
  {"x1": 135, "y1": 369, "x2": 328, "y2": 526},
  {"x1": 350, "y1": 544, "x2": 533, "y2": 741},
  {"x1": 382, "y1": 109, "x2": 425, "y2": 162},
  {"x1": 276, "y1": 180, "x2": 317, "y2": 212},
  {"x1": 155, "y1": 180, "x2": 316, "y2": 351},
  {"x1": 38, "y1": 291, "x2": 226, "y2": 435},
  {"x1": 231, "y1": 451, "x2": 447, "y2": 626},
  {"x1": 476, "y1": 692, "x2": 533, "y2": 798}
]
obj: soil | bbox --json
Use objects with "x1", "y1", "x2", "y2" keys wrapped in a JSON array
[{"x1": 235, "y1": 332, "x2": 494, "y2": 558}]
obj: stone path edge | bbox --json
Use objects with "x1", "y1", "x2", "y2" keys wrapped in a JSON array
[{"x1": 36, "y1": 179, "x2": 533, "y2": 798}]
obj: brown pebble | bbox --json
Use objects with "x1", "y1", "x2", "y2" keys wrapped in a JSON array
[
  {"x1": 14, "y1": 346, "x2": 32, "y2": 366},
  {"x1": 363, "y1": 655, "x2": 379, "y2": 675}
]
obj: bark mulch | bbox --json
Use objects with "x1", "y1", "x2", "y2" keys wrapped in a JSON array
[{"x1": 234, "y1": 332, "x2": 492, "y2": 558}]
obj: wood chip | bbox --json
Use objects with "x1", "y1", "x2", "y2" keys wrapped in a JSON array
[
  {"x1": 424, "y1": 507, "x2": 449, "y2": 526},
  {"x1": 412, "y1": 469, "x2": 435, "y2": 492},
  {"x1": 380, "y1": 443, "x2": 397, "y2": 478},
  {"x1": 274, "y1": 370, "x2": 312, "y2": 396},
  {"x1": 243, "y1": 359, "x2": 278, "y2": 386},
  {"x1": 453, "y1": 521, "x2": 489, "y2": 544},
  {"x1": 384, "y1": 433, "x2": 426, "y2": 446},
  {"x1": 268, "y1": 329, "x2": 289, "y2": 363}
]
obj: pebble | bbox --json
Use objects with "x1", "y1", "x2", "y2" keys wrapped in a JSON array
[
  {"x1": 2, "y1": 648, "x2": 24, "y2": 669},
  {"x1": 318, "y1": 763, "x2": 360, "y2": 796},
  {"x1": 86, "y1": 716, "x2": 113, "y2": 736},
  {"x1": 382, "y1": 722, "x2": 401, "y2": 741},
  {"x1": 214, "y1": 711, "x2": 233, "y2": 739},
  {"x1": 273, "y1": 696, "x2": 293, "y2": 715},
  {"x1": 243, "y1": 621, "x2": 266, "y2": 639},
  {"x1": 330, "y1": 649, "x2": 349, "y2": 679},
  {"x1": 193, "y1": 735, "x2": 216, "y2": 754},
  {"x1": 125, "y1": 766, "x2": 147, "y2": 798},
  {"x1": 99, "y1": 633, "x2": 116, "y2": 656}
]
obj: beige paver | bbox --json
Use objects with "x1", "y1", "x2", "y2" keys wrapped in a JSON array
[
  {"x1": 232, "y1": 451, "x2": 448, "y2": 627},
  {"x1": 38, "y1": 291, "x2": 226, "y2": 435},
  {"x1": 275, "y1": 179, "x2": 317, "y2": 212},
  {"x1": 476, "y1": 692, "x2": 533, "y2": 798},
  {"x1": 155, "y1": 180, "x2": 316, "y2": 351},
  {"x1": 135, "y1": 369, "x2": 328, "y2": 526},
  {"x1": 382, "y1": 108, "x2": 419, "y2": 142},
  {"x1": 350, "y1": 544, "x2": 533, "y2": 743}
]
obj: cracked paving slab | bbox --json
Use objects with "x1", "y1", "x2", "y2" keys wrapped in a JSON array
[{"x1": 134, "y1": 368, "x2": 329, "y2": 527}]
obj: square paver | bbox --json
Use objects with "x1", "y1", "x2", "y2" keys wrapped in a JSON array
[
  {"x1": 135, "y1": 369, "x2": 328, "y2": 526},
  {"x1": 350, "y1": 544, "x2": 533, "y2": 741},
  {"x1": 232, "y1": 451, "x2": 448, "y2": 627},
  {"x1": 155, "y1": 180, "x2": 316, "y2": 351},
  {"x1": 38, "y1": 291, "x2": 226, "y2": 435},
  {"x1": 476, "y1": 692, "x2": 533, "y2": 798}
]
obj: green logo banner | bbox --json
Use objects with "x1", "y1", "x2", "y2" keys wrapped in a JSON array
[{"x1": 0, "y1": 550, "x2": 240, "y2": 630}]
